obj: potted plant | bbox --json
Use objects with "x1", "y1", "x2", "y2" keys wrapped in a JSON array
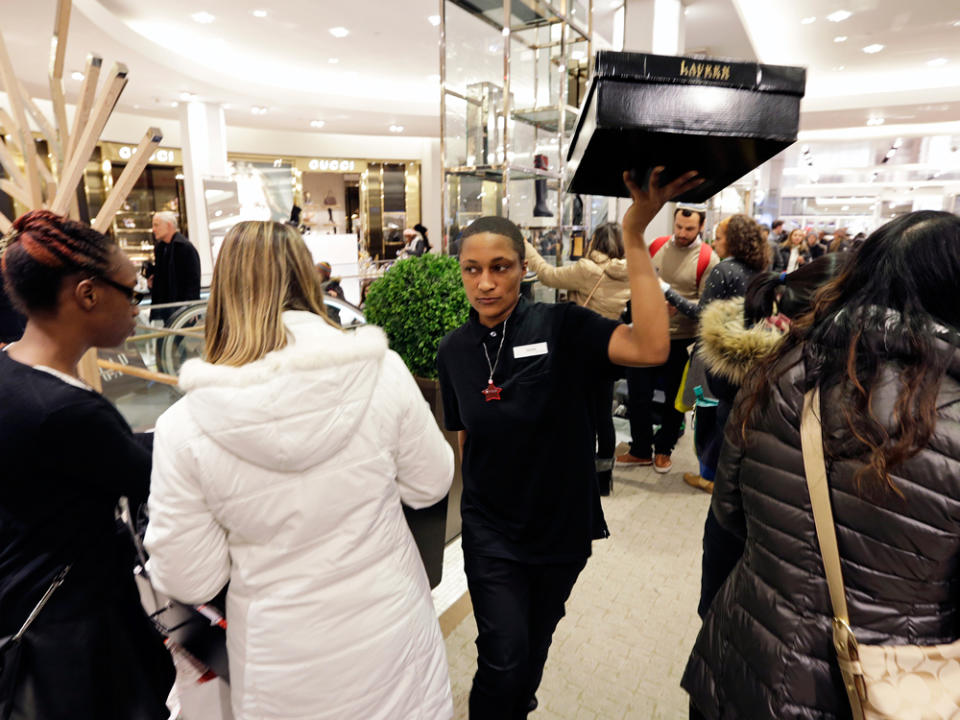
[{"x1": 364, "y1": 254, "x2": 469, "y2": 587}]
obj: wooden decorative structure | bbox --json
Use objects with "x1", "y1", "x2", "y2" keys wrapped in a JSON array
[{"x1": 0, "y1": 0, "x2": 164, "y2": 390}]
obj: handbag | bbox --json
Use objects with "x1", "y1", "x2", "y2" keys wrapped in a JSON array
[
  {"x1": 800, "y1": 388, "x2": 960, "y2": 719},
  {"x1": 0, "y1": 566, "x2": 70, "y2": 720}
]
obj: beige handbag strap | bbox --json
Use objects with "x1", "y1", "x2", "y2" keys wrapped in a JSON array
[
  {"x1": 800, "y1": 388, "x2": 852, "y2": 625},
  {"x1": 581, "y1": 269, "x2": 605, "y2": 308}
]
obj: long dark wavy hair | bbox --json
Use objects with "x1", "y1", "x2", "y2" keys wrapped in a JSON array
[{"x1": 736, "y1": 211, "x2": 960, "y2": 495}]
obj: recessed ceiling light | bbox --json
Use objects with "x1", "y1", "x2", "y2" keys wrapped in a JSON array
[
  {"x1": 954, "y1": 20, "x2": 960, "y2": 27},
  {"x1": 862, "y1": 44, "x2": 885, "y2": 54},
  {"x1": 170, "y1": 101, "x2": 179, "y2": 108},
  {"x1": 179, "y1": 91, "x2": 196, "y2": 101},
  {"x1": 427, "y1": 15, "x2": 441, "y2": 26},
  {"x1": 827, "y1": 10, "x2": 852, "y2": 22},
  {"x1": 190, "y1": 11, "x2": 215, "y2": 23},
  {"x1": 328, "y1": 57, "x2": 339, "y2": 64},
  {"x1": 70, "y1": 70, "x2": 84, "y2": 81},
  {"x1": 252, "y1": 9, "x2": 267, "y2": 18},
  {"x1": 834, "y1": 36, "x2": 847, "y2": 43},
  {"x1": 329, "y1": 26, "x2": 349, "y2": 38},
  {"x1": 866, "y1": 117, "x2": 884, "y2": 126},
  {"x1": 800, "y1": 16, "x2": 816, "y2": 24},
  {"x1": 389, "y1": 125, "x2": 404, "y2": 133},
  {"x1": 251, "y1": 106, "x2": 268, "y2": 115},
  {"x1": 928, "y1": 57, "x2": 949, "y2": 67},
  {"x1": 310, "y1": 120, "x2": 325, "y2": 128}
]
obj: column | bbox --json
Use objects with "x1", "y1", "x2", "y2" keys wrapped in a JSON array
[
  {"x1": 616, "y1": 0, "x2": 686, "y2": 237},
  {"x1": 179, "y1": 101, "x2": 228, "y2": 283}
]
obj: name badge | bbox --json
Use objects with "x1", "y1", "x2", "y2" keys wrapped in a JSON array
[{"x1": 513, "y1": 342, "x2": 548, "y2": 359}]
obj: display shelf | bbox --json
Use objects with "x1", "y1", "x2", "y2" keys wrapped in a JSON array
[
  {"x1": 441, "y1": 0, "x2": 594, "y2": 254},
  {"x1": 511, "y1": 105, "x2": 579, "y2": 132}
]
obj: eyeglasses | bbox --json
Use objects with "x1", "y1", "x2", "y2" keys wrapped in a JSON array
[{"x1": 92, "y1": 276, "x2": 145, "y2": 306}]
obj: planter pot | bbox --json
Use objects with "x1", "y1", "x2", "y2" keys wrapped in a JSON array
[{"x1": 402, "y1": 377, "x2": 463, "y2": 589}]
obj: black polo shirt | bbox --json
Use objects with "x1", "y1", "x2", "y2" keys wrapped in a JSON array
[{"x1": 437, "y1": 297, "x2": 620, "y2": 563}]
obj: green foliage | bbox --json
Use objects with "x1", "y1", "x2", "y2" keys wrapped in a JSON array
[{"x1": 363, "y1": 254, "x2": 469, "y2": 379}]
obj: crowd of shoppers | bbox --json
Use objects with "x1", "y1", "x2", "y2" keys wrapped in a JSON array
[{"x1": 1, "y1": 175, "x2": 957, "y2": 720}]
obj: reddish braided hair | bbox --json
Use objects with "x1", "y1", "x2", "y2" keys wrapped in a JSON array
[{"x1": 1, "y1": 210, "x2": 116, "y2": 313}]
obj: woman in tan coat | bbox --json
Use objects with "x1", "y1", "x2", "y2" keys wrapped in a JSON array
[{"x1": 524, "y1": 223, "x2": 629, "y2": 495}]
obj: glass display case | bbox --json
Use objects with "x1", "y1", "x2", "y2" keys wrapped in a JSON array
[{"x1": 441, "y1": 0, "x2": 595, "y2": 266}]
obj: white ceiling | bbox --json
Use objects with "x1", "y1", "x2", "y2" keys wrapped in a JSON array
[{"x1": 2, "y1": 0, "x2": 960, "y2": 139}]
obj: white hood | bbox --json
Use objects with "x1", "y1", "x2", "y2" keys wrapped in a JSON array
[{"x1": 177, "y1": 311, "x2": 388, "y2": 473}]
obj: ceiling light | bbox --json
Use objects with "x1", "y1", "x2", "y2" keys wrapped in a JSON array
[
  {"x1": 954, "y1": 20, "x2": 960, "y2": 27},
  {"x1": 70, "y1": 70, "x2": 84, "y2": 81},
  {"x1": 252, "y1": 9, "x2": 267, "y2": 18},
  {"x1": 800, "y1": 16, "x2": 816, "y2": 24},
  {"x1": 310, "y1": 119, "x2": 325, "y2": 128},
  {"x1": 328, "y1": 57, "x2": 339, "y2": 64},
  {"x1": 329, "y1": 26, "x2": 349, "y2": 38},
  {"x1": 827, "y1": 10, "x2": 852, "y2": 22},
  {"x1": 866, "y1": 117, "x2": 885, "y2": 126},
  {"x1": 179, "y1": 91, "x2": 195, "y2": 101},
  {"x1": 892, "y1": 137, "x2": 904, "y2": 148},
  {"x1": 190, "y1": 11, "x2": 215, "y2": 23},
  {"x1": 862, "y1": 44, "x2": 885, "y2": 54},
  {"x1": 251, "y1": 106, "x2": 267, "y2": 115},
  {"x1": 832, "y1": 65, "x2": 846, "y2": 71},
  {"x1": 389, "y1": 125, "x2": 404, "y2": 133},
  {"x1": 427, "y1": 15, "x2": 441, "y2": 26},
  {"x1": 834, "y1": 36, "x2": 847, "y2": 43},
  {"x1": 170, "y1": 101, "x2": 179, "y2": 108},
  {"x1": 928, "y1": 58, "x2": 949, "y2": 67}
]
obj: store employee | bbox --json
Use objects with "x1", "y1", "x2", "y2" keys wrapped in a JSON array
[{"x1": 438, "y1": 168, "x2": 702, "y2": 719}]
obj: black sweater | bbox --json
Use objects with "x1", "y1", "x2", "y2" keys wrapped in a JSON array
[{"x1": 0, "y1": 351, "x2": 172, "y2": 718}]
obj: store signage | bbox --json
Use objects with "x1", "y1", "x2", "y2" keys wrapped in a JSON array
[
  {"x1": 308, "y1": 158, "x2": 356, "y2": 172},
  {"x1": 118, "y1": 146, "x2": 177, "y2": 163},
  {"x1": 101, "y1": 142, "x2": 180, "y2": 165}
]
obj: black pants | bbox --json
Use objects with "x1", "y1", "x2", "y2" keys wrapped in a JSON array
[
  {"x1": 591, "y1": 380, "x2": 615, "y2": 493},
  {"x1": 625, "y1": 338, "x2": 691, "y2": 457},
  {"x1": 464, "y1": 551, "x2": 587, "y2": 719}
]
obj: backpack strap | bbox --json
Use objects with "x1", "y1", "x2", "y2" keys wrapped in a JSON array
[
  {"x1": 695, "y1": 242, "x2": 713, "y2": 290},
  {"x1": 648, "y1": 236, "x2": 670, "y2": 257}
]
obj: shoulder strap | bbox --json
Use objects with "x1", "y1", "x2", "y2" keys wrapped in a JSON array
[
  {"x1": 648, "y1": 236, "x2": 670, "y2": 257},
  {"x1": 800, "y1": 388, "x2": 851, "y2": 625},
  {"x1": 12, "y1": 565, "x2": 70, "y2": 642},
  {"x1": 581, "y1": 267, "x2": 606, "y2": 308},
  {"x1": 695, "y1": 242, "x2": 712, "y2": 289}
]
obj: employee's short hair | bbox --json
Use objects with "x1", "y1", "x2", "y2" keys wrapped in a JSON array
[
  {"x1": 460, "y1": 216, "x2": 525, "y2": 261},
  {"x1": 153, "y1": 211, "x2": 179, "y2": 230}
]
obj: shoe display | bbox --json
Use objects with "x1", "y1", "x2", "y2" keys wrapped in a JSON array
[
  {"x1": 653, "y1": 454, "x2": 672, "y2": 473},
  {"x1": 683, "y1": 472, "x2": 714, "y2": 493},
  {"x1": 616, "y1": 452, "x2": 652, "y2": 466},
  {"x1": 532, "y1": 154, "x2": 553, "y2": 217}
]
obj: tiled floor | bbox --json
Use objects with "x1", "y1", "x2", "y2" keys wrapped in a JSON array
[{"x1": 441, "y1": 417, "x2": 712, "y2": 719}]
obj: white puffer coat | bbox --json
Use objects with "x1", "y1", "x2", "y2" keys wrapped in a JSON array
[{"x1": 144, "y1": 311, "x2": 455, "y2": 720}]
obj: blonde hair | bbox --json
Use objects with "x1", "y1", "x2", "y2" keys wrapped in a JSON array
[{"x1": 204, "y1": 221, "x2": 337, "y2": 366}]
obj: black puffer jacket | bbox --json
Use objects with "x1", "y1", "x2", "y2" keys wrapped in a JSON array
[{"x1": 682, "y1": 324, "x2": 960, "y2": 720}]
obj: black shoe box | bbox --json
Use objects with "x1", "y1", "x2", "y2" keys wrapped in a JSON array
[{"x1": 566, "y1": 51, "x2": 806, "y2": 202}]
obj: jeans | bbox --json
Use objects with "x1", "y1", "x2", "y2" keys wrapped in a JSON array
[
  {"x1": 591, "y1": 380, "x2": 615, "y2": 493},
  {"x1": 464, "y1": 551, "x2": 587, "y2": 719},
  {"x1": 625, "y1": 338, "x2": 691, "y2": 457}
]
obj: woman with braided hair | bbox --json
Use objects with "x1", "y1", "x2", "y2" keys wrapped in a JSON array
[{"x1": 0, "y1": 210, "x2": 174, "y2": 719}]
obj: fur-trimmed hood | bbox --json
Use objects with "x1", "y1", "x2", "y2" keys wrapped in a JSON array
[
  {"x1": 697, "y1": 297, "x2": 785, "y2": 386},
  {"x1": 177, "y1": 310, "x2": 389, "y2": 472}
]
